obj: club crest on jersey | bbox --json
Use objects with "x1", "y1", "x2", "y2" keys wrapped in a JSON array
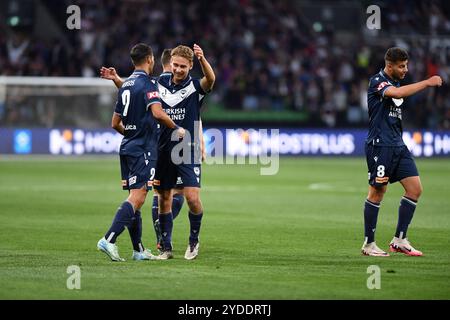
[
  {"x1": 181, "y1": 89, "x2": 187, "y2": 97},
  {"x1": 147, "y1": 91, "x2": 159, "y2": 99}
]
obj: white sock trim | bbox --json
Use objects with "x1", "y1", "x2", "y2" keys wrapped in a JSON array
[
  {"x1": 106, "y1": 232, "x2": 115, "y2": 243},
  {"x1": 401, "y1": 197, "x2": 417, "y2": 206},
  {"x1": 365, "y1": 200, "x2": 380, "y2": 208}
]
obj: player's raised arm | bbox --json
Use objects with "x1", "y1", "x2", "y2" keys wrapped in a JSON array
[
  {"x1": 150, "y1": 102, "x2": 186, "y2": 139},
  {"x1": 193, "y1": 44, "x2": 215, "y2": 92},
  {"x1": 100, "y1": 66, "x2": 125, "y2": 89},
  {"x1": 384, "y1": 75, "x2": 442, "y2": 99}
]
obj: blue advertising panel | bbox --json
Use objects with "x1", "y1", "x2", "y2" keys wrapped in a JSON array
[{"x1": 1, "y1": 128, "x2": 449, "y2": 157}]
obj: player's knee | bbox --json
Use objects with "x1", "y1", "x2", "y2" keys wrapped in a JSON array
[
  {"x1": 186, "y1": 195, "x2": 201, "y2": 211},
  {"x1": 157, "y1": 192, "x2": 172, "y2": 212},
  {"x1": 368, "y1": 188, "x2": 386, "y2": 203},
  {"x1": 186, "y1": 195, "x2": 199, "y2": 206},
  {"x1": 407, "y1": 185, "x2": 423, "y2": 200},
  {"x1": 160, "y1": 194, "x2": 172, "y2": 205},
  {"x1": 129, "y1": 189, "x2": 147, "y2": 210},
  {"x1": 135, "y1": 197, "x2": 146, "y2": 209},
  {"x1": 370, "y1": 195, "x2": 384, "y2": 203}
]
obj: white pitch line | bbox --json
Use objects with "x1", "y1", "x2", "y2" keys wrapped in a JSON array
[{"x1": 308, "y1": 182, "x2": 364, "y2": 193}]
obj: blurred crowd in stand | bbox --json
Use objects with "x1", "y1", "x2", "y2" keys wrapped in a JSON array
[{"x1": 1, "y1": 0, "x2": 449, "y2": 128}]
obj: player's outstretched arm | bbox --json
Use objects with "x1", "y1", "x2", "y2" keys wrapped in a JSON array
[
  {"x1": 111, "y1": 113, "x2": 125, "y2": 135},
  {"x1": 150, "y1": 103, "x2": 186, "y2": 139},
  {"x1": 193, "y1": 44, "x2": 215, "y2": 92},
  {"x1": 100, "y1": 67, "x2": 125, "y2": 89},
  {"x1": 384, "y1": 75, "x2": 442, "y2": 99}
]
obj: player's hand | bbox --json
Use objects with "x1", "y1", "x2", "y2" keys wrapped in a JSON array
[
  {"x1": 176, "y1": 127, "x2": 186, "y2": 139},
  {"x1": 193, "y1": 44, "x2": 204, "y2": 61},
  {"x1": 100, "y1": 67, "x2": 118, "y2": 81},
  {"x1": 427, "y1": 75, "x2": 443, "y2": 87}
]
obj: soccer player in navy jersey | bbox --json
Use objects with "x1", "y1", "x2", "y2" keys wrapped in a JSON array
[
  {"x1": 97, "y1": 43, "x2": 185, "y2": 262},
  {"x1": 361, "y1": 47, "x2": 442, "y2": 257},
  {"x1": 154, "y1": 44, "x2": 215, "y2": 260},
  {"x1": 100, "y1": 48, "x2": 207, "y2": 253},
  {"x1": 151, "y1": 49, "x2": 207, "y2": 252}
]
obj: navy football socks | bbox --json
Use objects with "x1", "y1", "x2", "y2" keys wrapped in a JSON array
[
  {"x1": 395, "y1": 196, "x2": 417, "y2": 239},
  {"x1": 105, "y1": 201, "x2": 134, "y2": 244},
  {"x1": 128, "y1": 210, "x2": 144, "y2": 252},
  {"x1": 158, "y1": 213, "x2": 173, "y2": 250},
  {"x1": 188, "y1": 211, "x2": 203, "y2": 245},
  {"x1": 152, "y1": 194, "x2": 185, "y2": 222},
  {"x1": 172, "y1": 193, "x2": 185, "y2": 220},
  {"x1": 364, "y1": 199, "x2": 380, "y2": 244},
  {"x1": 151, "y1": 195, "x2": 159, "y2": 224}
]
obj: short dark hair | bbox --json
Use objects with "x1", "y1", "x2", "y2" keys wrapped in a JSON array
[
  {"x1": 130, "y1": 43, "x2": 153, "y2": 65},
  {"x1": 385, "y1": 47, "x2": 409, "y2": 63},
  {"x1": 160, "y1": 48, "x2": 172, "y2": 67}
]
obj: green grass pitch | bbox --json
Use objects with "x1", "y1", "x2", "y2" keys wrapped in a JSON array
[{"x1": 0, "y1": 156, "x2": 449, "y2": 299}]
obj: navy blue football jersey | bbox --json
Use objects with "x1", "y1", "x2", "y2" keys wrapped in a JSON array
[
  {"x1": 157, "y1": 73, "x2": 206, "y2": 153},
  {"x1": 114, "y1": 70, "x2": 161, "y2": 158},
  {"x1": 366, "y1": 70, "x2": 405, "y2": 147}
]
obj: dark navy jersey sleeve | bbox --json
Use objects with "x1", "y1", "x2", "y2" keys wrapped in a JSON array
[
  {"x1": 370, "y1": 76, "x2": 393, "y2": 99},
  {"x1": 114, "y1": 94, "x2": 124, "y2": 117},
  {"x1": 144, "y1": 79, "x2": 161, "y2": 109},
  {"x1": 192, "y1": 78, "x2": 207, "y2": 96},
  {"x1": 192, "y1": 78, "x2": 207, "y2": 111}
]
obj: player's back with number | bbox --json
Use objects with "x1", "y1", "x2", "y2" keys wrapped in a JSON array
[{"x1": 115, "y1": 71, "x2": 160, "y2": 158}]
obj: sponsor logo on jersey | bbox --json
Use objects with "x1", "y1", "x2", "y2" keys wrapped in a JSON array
[
  {"x1": 147, "y1": 91, "x2": 159, "y2": 99},
  {"x1": 377, "y1": 81, "x2": 389, "y2": 91},
  {"x1": 388, "y1": 106, "x2": 402, "y2": 119},
  {"x1": 129, "y1": 176, "x2": 137, "y2": 186}
]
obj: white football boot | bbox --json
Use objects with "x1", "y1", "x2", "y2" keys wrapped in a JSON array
[
  {"x1": 184, "y1": 242, "x2": 200, "y2": 260},
  {"x1": 97, "y1": 238, "x2": 125, "y2": 262},
  {"x1": 389, "y1": 237, "x2": 423, "y2": 256},
  {"x1": 361, "y1": 240, "x2": 390, "y2": 257}
]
